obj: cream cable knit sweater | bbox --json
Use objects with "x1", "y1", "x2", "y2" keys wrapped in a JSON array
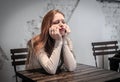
[{"x1": 26, "y1": 37, "x2": 76, "y2": 74}]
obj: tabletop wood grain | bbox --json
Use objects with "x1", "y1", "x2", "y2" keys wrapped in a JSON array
[{"x1": 17, "y1": 63, "x2": 120, "y2": 82}]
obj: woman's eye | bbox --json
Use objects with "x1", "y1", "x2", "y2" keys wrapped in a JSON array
[
  {"x1": 62, "y1": 20, "x2": 65, "y2": 24},
  {"x1": 52, "y1": 20, "x2": 59, "y2": 24},
  {"x1": 52, "y1": 20, "x2": 66, "y2": 24}
]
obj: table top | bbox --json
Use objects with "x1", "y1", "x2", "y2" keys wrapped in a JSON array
[{"x1": 17, "y1": 63, "x2": 120, "y2": 82}]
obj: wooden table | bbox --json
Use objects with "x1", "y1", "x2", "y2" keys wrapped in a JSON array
[{"x1": 17, "y1": 63, "x2": 120, "y2": 82}]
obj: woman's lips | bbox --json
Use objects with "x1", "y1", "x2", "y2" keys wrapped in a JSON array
[
  {"x1": 59, "y1": 28, "x2": 66, "y2": 36},
  {"x1": 59, "y1": 28, "x2": 65, "y2": 31}
]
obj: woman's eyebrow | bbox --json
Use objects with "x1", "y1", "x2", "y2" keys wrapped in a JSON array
[{"x1": 53, "y1": 19, "x2": 65, "y2": 21}]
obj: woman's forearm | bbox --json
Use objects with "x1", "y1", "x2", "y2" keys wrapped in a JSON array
[
  {"x1": 37, "y1": 40, "x2": 63, "y2": 74},
  {"x1": 63, "y1": 39, "x2": 76, "y2": 71}
]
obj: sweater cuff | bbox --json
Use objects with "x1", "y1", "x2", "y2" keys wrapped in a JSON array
[{"x1": 54, "y1": 40, "x2": 63, "y2": 48}]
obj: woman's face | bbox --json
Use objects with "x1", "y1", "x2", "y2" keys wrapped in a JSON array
[{"x1": 52, "y1": 13, "x2": 66, "y2": 36}]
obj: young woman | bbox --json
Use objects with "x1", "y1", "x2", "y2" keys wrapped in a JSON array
[{"x1": 26, "y1": 9, "x2": 76, "y2": 74}]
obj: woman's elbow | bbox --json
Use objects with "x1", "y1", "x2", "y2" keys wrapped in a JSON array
[
  {"x1": 68, "y1": 63, "x2": 77, "y2": 71},
  {"x1": 45, "y1": 67, "x2": 57, "y2": 75},
  {"x1": 48, "y1": 70, "x2": 56, "y2": 74}
]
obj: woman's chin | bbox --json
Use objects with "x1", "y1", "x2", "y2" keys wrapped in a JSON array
[
  {"x1": 61, "y1": 33, "x2": 65, "y2": 37},
  {"x1": 60, "y1": 31, "x2": 65, "y2": 37}
]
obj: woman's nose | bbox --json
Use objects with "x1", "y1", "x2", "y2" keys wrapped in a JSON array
[{"x1": 59, "y1": 22, "x2": 64, "y2": 28}]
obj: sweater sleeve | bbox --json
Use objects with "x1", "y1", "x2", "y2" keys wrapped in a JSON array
[
  {"x1": 25, "y1": 40, "x2": 40, "y2": 70},
  {"x1": 37, "y1": 40, "x2": 63, "y2": 74},
  {"x1": 63, "y1": 38, "x2": 76, "y2": 71}
]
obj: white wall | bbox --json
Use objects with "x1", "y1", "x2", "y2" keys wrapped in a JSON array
[
  {"x1": 0, "y1": 0, "x2": 107, "y2": 82},
  {"x1": 69, "y1": 0, "x2": 105, "y2": 65}
]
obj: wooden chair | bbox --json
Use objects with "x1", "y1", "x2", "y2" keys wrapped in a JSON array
[
  {"x1": 91, "y1": 41, "x2": 118, "y2": 68},
  {"x1": 10, "y1": 48, "x2": 28, "y2": 82}
]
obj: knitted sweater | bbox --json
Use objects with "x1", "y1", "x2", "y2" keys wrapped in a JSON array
[{"x1": 25, "y1": 37, "x2": 76, "y2": 74}]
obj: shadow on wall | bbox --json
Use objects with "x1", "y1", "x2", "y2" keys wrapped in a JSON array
[{"x1": 0, "y1": 46, "x2": 9, "y2": 70}]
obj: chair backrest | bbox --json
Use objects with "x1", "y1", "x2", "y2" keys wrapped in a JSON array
[
  {"x1": 91, "y1": 41, "x2": 118, "y2": 68},
  {"x1": 10, "y1": 48, "x2": 28, "y2": 72}
]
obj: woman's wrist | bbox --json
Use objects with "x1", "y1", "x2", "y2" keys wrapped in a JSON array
[
  {"x1": 55, "y1": 39, "x2": 63, "y2": 47},
  {"x1": 63, "y1": 37, "x2": 68, "y2": 45}
]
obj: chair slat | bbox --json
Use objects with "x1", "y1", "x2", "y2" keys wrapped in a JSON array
[
  {"x1": 92, "y1": 41, "x2": 118, "y2": 46},
  {"x1": 12, "y1": 60, "x2": 26, "y2": 66},
  {"x1": 11, "y1": 48, "x2": 28, "y2": 54},
  {"x1": 11, "y1": 54, "x2": 27, "y2": 59},
  {"x1": 93, "y1": 46, "x2": 118, "y2": 51},
  {"x1": 93, "y1": 51, "x2": 118, "y2": 56}
]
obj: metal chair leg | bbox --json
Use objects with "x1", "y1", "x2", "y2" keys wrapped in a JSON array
[{"x1": 16, "y1": 75, "x2": 18, "y2": 82}]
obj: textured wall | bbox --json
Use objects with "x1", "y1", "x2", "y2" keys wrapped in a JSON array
[{"x1": 100, "y1": 1, "x2": 120, "y2": 47}]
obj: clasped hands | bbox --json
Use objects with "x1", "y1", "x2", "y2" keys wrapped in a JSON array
[{"x1": 49, "y1": 24, "x2": 70, "y2": 41}]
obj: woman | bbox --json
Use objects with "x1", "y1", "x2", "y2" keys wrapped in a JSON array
[{"x1": 26, "y1": 9, "x2": 76, "y2": 74}]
